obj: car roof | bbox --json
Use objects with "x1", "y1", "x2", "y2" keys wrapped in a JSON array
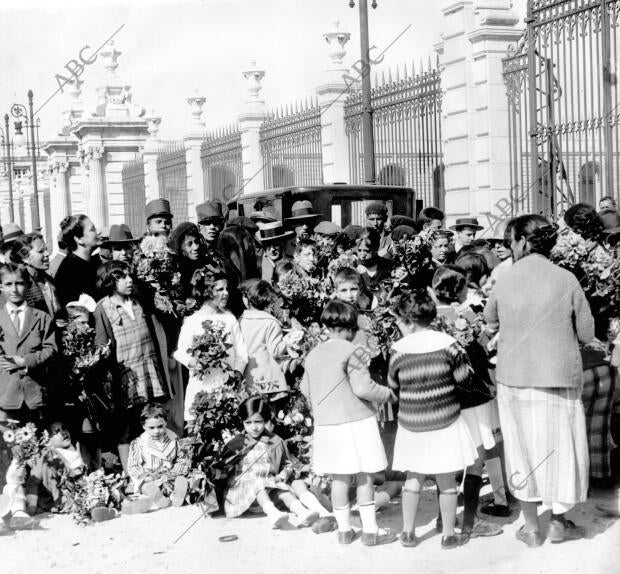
[{"x1": 230, "y1": 184, "x2": 414, "y2": 203}]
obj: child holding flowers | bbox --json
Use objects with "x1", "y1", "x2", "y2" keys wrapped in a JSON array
[
  {"x1": 222, "y1": 396, "x2": 320, "y2": 529},
  {"x1": 301, "y1": 300, "x2": 397, "y2": 546},
  {"x1": 174, "y1": 270, "x2": 248, "y2": 422}
]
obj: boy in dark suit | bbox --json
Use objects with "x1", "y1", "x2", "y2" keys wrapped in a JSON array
[{"x1": 0, "y1": 263, "x2": 57, "y2": 425}]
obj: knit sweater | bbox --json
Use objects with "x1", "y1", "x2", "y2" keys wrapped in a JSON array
[
  {"x1": 301, "y1": 338, "x2": 392, "y2": 426},
  {"x1": 388, "y1": 330, "x2": 471, "y2": 432}
]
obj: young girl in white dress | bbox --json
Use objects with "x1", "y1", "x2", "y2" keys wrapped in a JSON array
[{"x1": 301, "y1": 300, "x2": 397, "y2": 546}]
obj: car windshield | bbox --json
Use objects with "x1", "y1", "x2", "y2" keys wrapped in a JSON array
[{"x1": 240, "y1": 197, "x2": 282, "y2": 221}]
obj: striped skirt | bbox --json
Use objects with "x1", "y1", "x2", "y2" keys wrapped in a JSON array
[
  {"x1": 581, "y1": 365, "x2": 616, "y2": 479},
  {"x1": 497, "y1": 384, "x2": 589, "y2": 505}
]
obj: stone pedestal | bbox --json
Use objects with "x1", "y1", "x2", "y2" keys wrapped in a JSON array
[
  {"x1": 317, "y1": 22, "x2": 352, "y2": 184},
  {"x1": 439, "y1": 0, "x2": 522, "y2": 231}
]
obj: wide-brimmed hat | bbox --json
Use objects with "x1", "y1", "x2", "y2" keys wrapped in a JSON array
[
  {"x1": 2, "y1": 222, "x2": 24, "y2": 245},
  {"x1": 449, "y1": 217, "x2": 484, "y2": 231},
  {"x1": 250, "y1": 210, "x2": 277, "y2": 224},
  {"x1": 256, "y1": 221, "x2": 295, "y2": 245},
  {"x1": 146, "y1": 198, "x2": 173, "y2": 221},
  {"x1": 101, "y1": 224, "x2": 137, "y2": 247},
  {"x1": 197, "y1": 201, "x2": 225, "y2": 224},
  {"x1": 284, "y1": 200, "x2": 321, "y2": 224},
  {"x1": 314, "y1": 221, "x2": 342, "y2": 236}
]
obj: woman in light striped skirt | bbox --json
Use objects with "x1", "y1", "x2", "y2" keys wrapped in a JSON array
[{"x1": 485, "y1": 214, "x2": 594, "y2": 547}]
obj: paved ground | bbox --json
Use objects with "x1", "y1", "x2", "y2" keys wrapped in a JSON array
[{"x1": 2, "y1": 483, "x2": 619, "y2": 574}]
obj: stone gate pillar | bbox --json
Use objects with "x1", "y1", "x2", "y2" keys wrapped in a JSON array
[
  {"x1": 238, "y1": 61, "x2": 268, "y2": 195},
  {"x1": 439, "y1": 0, "x2": 522, "y2": 231},
  {"x1": 184, "y1": 92, "x2": 206, "y2": 221},
  {"x1": 143, "y1": 115, "x2": 162, "y2": 202},
  {"x1": 317, "y1": 21, "x2": 352, "y2": 184}
]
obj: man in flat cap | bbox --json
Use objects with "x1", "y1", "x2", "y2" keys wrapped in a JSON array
[
  {"x1": 313, "y1": 220, "x2": 342, "y2": 275},
  {"x1": 365, "y1": 201, "x2": 393, "y2": 260},
  {"x1": 145, "y1": 198, "x2": 173, "y2": 238}
]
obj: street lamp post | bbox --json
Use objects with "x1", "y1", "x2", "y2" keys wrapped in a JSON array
[
  {"x1": 0, "y1": 114, "x2": 15, "y2": 222},
  {"x1": 11, "y1": 90, "x2": 40, "y2": 229},
  {"x1": 349, "y1": 0, "x2": 377, "y2": 184}
]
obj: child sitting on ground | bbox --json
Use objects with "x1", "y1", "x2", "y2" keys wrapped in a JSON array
[
  {"x1": 123, "y1": 404, "x2": 190, "y2": 513},
  {"x1": 221, "y1": 396, "x2": 320, "y2": 529},
  {"x1": 239, "y1": 279, "x2": 290, "y2": 399}
]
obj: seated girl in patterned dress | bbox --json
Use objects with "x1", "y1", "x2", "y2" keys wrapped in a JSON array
[{"x1": 221, "y1": 396, "x2": 320, "y2": 529}]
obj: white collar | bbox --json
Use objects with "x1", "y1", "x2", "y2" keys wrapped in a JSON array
[
  {"x1": 392, "y1": 329, "x2": 455, "y2": 353},
  {"x1": 6, "y1": 301, "x2": 28, "y2": 315}
]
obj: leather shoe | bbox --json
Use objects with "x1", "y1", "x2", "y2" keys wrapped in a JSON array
[
  {"x1": 547, "y1": 518, "x2": 585, "y2": 543},
  {"x1": 441, "y1": 535, "x2": 460, "y2": 549},
  {"x1": 515, "y1": 526, "x2": 543, "y2": 548},
  {"x1": 337, "y1": 529, "x2": 356, "y2": 544},
  {"x1": 480, "y1": 501, "x2": 511, "y2": 517},
  {"x1": 312, "y1": 516, "x2": 337, "y2": 534},
  {"x1": 361, "y1": 528, "x2": 397, "y2": 546},
  {"x1": 467, "y1": 518, "x2": 503, "y2": 538},
  {"x1": 399, "y1": 531, "x2": 417, "y2": 547}
]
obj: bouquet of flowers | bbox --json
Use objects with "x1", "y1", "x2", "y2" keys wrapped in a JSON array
[
  {"x1": 550, "y1": 228, "x2": 589, "y2": 271},
  {"x1": 283, "y1": 323, "x2": 329, "y2": 360},
  {"x1": 391, "y1": 228, "x2": 435, "y2": 285},
  {"x1": 135, "y1": 235, "x2": 183, "y2": 317},
  {"x1": 273, "y1": 393, "x2": 314, "y2": 476},
  {"x1": 277, "y1": 272, "x2": 330, "y2": 327},
  {"x1": 62, "y1": 321, "x2": 112, "y2": 431},
  {"x1": 432, "y1": 303, "x2": 485, "y2": 349},
  {"x1": 58, "y1": 468, "x2": 124, "y2": 525},
  {"x1": 186, "y1": 319, "x2": 233, "y2": 384},
  {"x1": 327, "y1": 251, "x2": 358, "y2": 283},
  {"x1": 2, "y1": 422, "x2": 48, "y2": 465}
]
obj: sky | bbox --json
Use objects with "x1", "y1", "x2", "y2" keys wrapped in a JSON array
[{"x1": 0, "y1": 0, "x2": 528, "y2": 143}]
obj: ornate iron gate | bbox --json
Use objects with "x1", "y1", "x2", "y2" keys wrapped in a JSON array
[
  {"x1": 157, "y1": 142, "x2": 188, "y2": 222},
  {"x1": 345, "y1": 60, "x2": 444, "y2": 209},
  {"x1": 201, "y1": 125, "x2": 243, "y2": 202},
  {"x1": 259, "y1": 99, "x2": 323, "y2": 189},
  {"x1": 504, "y1": 0, "x2": 620, "y2": 217}
]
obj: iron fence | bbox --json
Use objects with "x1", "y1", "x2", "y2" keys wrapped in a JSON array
[
  {"x1": 345, "y1": 60, "x2": 444, "y2": 210},
  {"x1": 259, "y1": 98, "x2": 323, "y2": 189},
  {"x1": 122, "y1": 158, "x2": 145, "y2": 234},
  {"x1": 504, "y1": 0, "x2": 620, "y2": 217},
  {"x1": 201, "y1": 125, "x2": 243, "y2": 202},
  {"x1": 157, "y1": 142, "x2": 188, "y2": 222}
]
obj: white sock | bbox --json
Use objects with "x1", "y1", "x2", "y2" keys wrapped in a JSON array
[
  {"x1": 333, "y1": 504, "x2": 351, "y2": 532},
  {"x1": 486, "y1": 457, "x2": 508, "y2": 506},
  {"x1": 299, "y1": 491, "x2": 330, "y2": 517},
  {"x1": 358, "y1": 502, "x2": 378, "y2": 534}
]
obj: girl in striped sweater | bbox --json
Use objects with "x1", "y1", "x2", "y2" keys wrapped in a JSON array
[{"x1": 389, "y1": 290, "x2": 478, "y2": 549}]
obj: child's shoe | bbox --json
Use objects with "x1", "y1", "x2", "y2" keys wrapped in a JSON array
[
  {"x1": 171, "y1": 477, "x2": 189, "y2": 507},
  {"x1": 361, "y1": 527, "x2": 397, "y2": 546},
  {"x1": 121, "y1": 495, "x2": 153, "y2": 514},
  {"x1": 295, "y1": 509, "x2": 319, "y2": 527},
  {"x1": 91, "y1": 507, "x2": 118, "y2": 522},
  {"x1": 399, "y1": 531, "x2": 417, "y2": 547},
  {"x1": 337, "y1": 529, "x2": 357, "y2": 544},
  {"x1": 9, "y1": 511, "x2": 36, "y2": 530},
  {"x1": 142, "y1": 482, "x2": 171, "y2": 509},
  {"x1": 312, "y1": 516, "x2": 337, "y2": 534}
]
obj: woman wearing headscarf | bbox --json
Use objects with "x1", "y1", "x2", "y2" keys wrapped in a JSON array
[{"x1": 485, "y1": 214, "x2": 594, "y2": 547}]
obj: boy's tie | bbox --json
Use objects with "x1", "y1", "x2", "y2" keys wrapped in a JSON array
[{"x1": 11, "y1": 308, "x2": 22, "y2": 333}]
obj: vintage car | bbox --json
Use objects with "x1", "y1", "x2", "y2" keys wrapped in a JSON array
[{"x1": 227, "y1": 184, "x2": 418, "y2": 227}]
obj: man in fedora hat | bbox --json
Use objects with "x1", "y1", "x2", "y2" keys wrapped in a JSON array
[
  {"x1": 365, "y1": 201, "x2": 393, "y2": 259},
  {"x1": 284, "y1": 200, "x2": 321, "y2": 240},
  {"x1": 196, "y1": 201, "x2": 226, "y2": 249},
  {"x1": 250, "y1": 209, "x2": 277, "y2": 230},
  {"x1": 145, "y1": 198, "x2": 173, "y2": 238},
  {"x1": 0, "y1": 223, "x2": 24, "y2": 263},
  {"x1": 256, "y1": 221, "x2": 294, "y2": 284},
  {"x1": 449, "y1": 217, "x2": 484, "y2": 253},
  {"x1": 101, "y1": 224, "x2": 139, "y2": 264}
]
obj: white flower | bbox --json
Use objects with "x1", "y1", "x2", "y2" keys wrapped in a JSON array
[
  {"x1": 278, "y1": 410, "x2": 285, "y2": 420},
  {"x1": 304, "y1": 417, "x2": 312, "y2": 427},
  {"x1": 2, "y1": 430, "x2": 15, "y2": 443},
  {"x1": 454, "y1": 318, "x2": 468, "y2": 331},
  {"x1": 283, "y1": 416, "x2": 293, "y2": 426}
]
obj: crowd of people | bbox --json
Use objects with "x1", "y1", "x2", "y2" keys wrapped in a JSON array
[{"x1": 0, "y1": 193, "x2": 618, "y2": 550}]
